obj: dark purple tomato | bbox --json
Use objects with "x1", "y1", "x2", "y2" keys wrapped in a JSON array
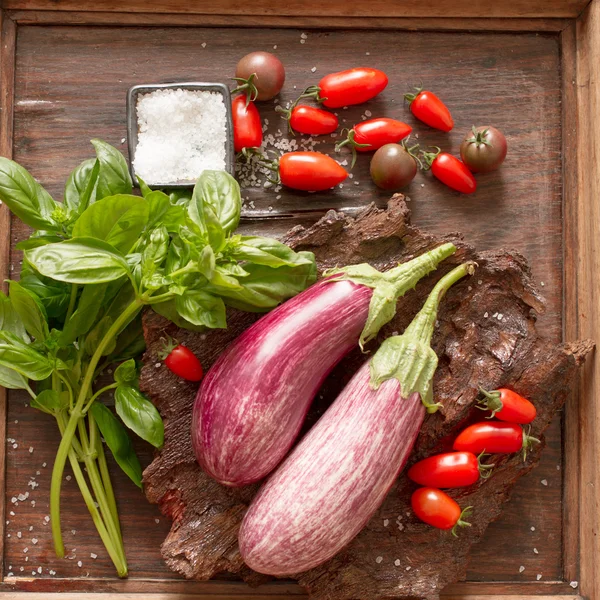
[
  {"x1": 460, "y1": 126, "x2": 507, "y2": 173},
  {"x1": 370, "y1": 143, "x2": 417, "y2": 190},
  {"x1": 235, "y1": 51, "x2": 286, "y2": 101}
]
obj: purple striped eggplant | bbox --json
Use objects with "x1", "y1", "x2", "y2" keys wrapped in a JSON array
[
  {"x1": 192, "y1": 243, "x2": 456, "y2": 487},
  {"x1": 239, "y1": 262, "x2": 475, "y2": 575}
]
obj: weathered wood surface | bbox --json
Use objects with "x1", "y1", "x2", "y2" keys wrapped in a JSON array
[
  {"x1": 1, "y1": 22, "x2": 568, "y2": 591},
  {"x1": 1, "y1": 0, "x2": 592, "y2": 19}
]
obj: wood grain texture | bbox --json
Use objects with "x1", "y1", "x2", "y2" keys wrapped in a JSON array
[
  {"x1": 0, "y1": 0, "x2": 593, "y2": 19},
  {"x1": 565, "y1": 2, "x2": 600, "y2": 599},
  {"x1": 5, "y1": 11, "x2": 571, "y2": 32},
  {"x1": 0, "y1": 8, "x2": 17, "y2": 586},
  {"x1": 0, "y1": 19, "x2": 569, "y2": 595},
  {"x1": 559, "y1": 21, "x2": 580, "y2": 587}
]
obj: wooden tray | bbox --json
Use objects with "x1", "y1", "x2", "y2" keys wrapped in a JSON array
[{"x1": 0, "y1": 1, "x2": 598, "y2": 599}]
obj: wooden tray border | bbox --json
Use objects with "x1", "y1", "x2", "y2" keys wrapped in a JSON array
[{"x1": 0, "y1": 2, "x2": 598, "y2": 598}]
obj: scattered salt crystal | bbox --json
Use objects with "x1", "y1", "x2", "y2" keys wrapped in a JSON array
[
  {"x1": 394, "y1": 559, "x2": 400, "y2": 566},
  {"x1": 6, "y1": 534, "x2": 10, "y2": 538},
  {"x1": 25, "y1": 556, "x2": 29, "y2": 562},
  {"x1": 14, "y1": 420, "x2": 18, "y2": 424},
  {"x1": 484, "y1": 312, "x2": 489, "y2": 318},
  {"x1": 20, "y1": 567, "x2": 24, "y2": 572},
  {"x1": 17, "y1": 492, "x2": 29, "y2": 501},
  {"x1": 300, "y1": 39, "x2": 306, "y2": 44},
  {"x1": 536, "y1": 574, "x2": 542, "y2": 580},
  {"x1": 383, "y1": 519, "x2": 389, "y2": 527},
  {"x1": 10, "y1": 497, "x2": 17, "y2": 504},
  {"x1": 519, "y1": 566, "x2": 525, "y2": 573},
  {"x1": 71, "y1": 530, "x2": 76, "y2": 535},
  {"x1": 133, "y1": 88, "x2": 227, "y2": 185},
  {"x1": 23, "y1": 547, "x2": 28, "y2": 553},
  {"x1": 365, "y1": 110, "x2": 372, "y2": 117},
  {"x1": 77, "y1": 561, "x2": 83, "y2": 568},
  {"x1": 42, "y1": 463, "x2": 47, "y2": 468},
  {"x1": 91, "y1": 553, "x2": 98, "y2": 559},
  {"x1": 405, "y1": 566, "x2": 411, "y2": 571},
  {"x1": 28, "y1": 480, "x2": 39, "y2": 489},
  {"x1": 44, "y1": 516, "x2": 50, "y2": 523},
  {"x1": 541, "y1": 479, "x2": 548, "y2": 486},
  {"x1": 301, "y1": 32, "x2": 308, "y2": 39},
  {"x1": 533, "y1": 548, "x2": 539, "y2": 554},
  {"x1": 421, "y1": 183, "x2": 425, "y2": 188},
  {"x1": 120, "y1": 137, "x2": 126, "y2": 144},
  {"x1": 155, "y1": 518, "x2": 160, "y2": 524},
  {"x1": 531, "y1": 526, "x2": 535, "y2": 531},
  {"x1": 478, "y1": 280, "x2": 483, "y2": 284},
  {"x1": 12, "y1": 444, "x2": 18, "y2": 449},
  {"x1": 66, "y1": 475, "x2": 72, "y2": 482},
  {"x1": 17, "y1": 532, "x2": 22, "y2": 538},
  {"x1": 497, "y1": 313, "x2": 503, "y2": 320},
  {"x1": 10, "y1": 511, "x2": 15, "y2": 516},
  {"x1": 276, "y1": 195, "x2": 282, "y2": 200},
  {"x1": 366, "y1": 51, "x2": 370, "y2": 55},
  {"x1": 354, "y1": 181, "x2": 360, "y2": 186},
  {"x1": 154, "y1": 362, "x2": 161, "y2": 369},
  {"x1": 375, "y1": 556, "x2": 383, "y2": 564},
  {"x1": 541, "y1": 281, "x2": 545, "y2": 286},
  {"x1": 570, "y1": 581, "x2": 578, "y2": 588},
  {"x1": 311, "y1": 66, "x2": 317, "y2": 73},
  {"x1": 49, "y1": 569, "x2": 56, "y2": 575},
  {"x1": 273, "y1": 45, "x2": 277, "y2": 49},
  {"x1": 201, "y1": 42, "x2": 207, "y2": 48},
  {"x1": 32, "y1": 538, "x2": 38, "y2": 545}
]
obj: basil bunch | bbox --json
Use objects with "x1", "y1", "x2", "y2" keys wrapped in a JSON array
[{"x1": 0, "y1": 140, "x2": 316, "y2": 576}]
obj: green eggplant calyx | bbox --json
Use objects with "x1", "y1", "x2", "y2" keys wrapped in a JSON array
[
  {"x1": 324, "y1": 242, "x2": 458, "y2": 351},
  {"x1": 368, "y1": 261, "x2": 476, "y2": 410}
]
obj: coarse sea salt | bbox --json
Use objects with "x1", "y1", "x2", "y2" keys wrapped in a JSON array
[{"x1": 133, "y1": 88, "x2": 227, "y2": 185}]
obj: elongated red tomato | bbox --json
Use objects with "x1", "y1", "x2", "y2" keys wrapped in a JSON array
[
  {"x1": 232, "y1": 94, "x2": 263, "y2": 153},
  {"x1": 411, "y1": 488, "x2": 472, "y2": 535},
  {"x1": 478, "y1": 388, "x2": 537, "y2": 424},
  {"x1": 405, "y1": 87, "x2": 453, "y2": 132},
  {"x1": 453, "y1": 422, "x2": 539, "y2": 457},
  {"x1": 408, "y1": 452, "x2": 489, "y2": 488},
  {"x1": 315, "y1": 68, "x2": 388, "y2": 108},
  {"x1": 430, "y1": 153, "x2": 476, "y2": 194},
  {"x1": 279, "y1": 151, "x2": 347, "y2": 191},
  {"x1": 289, "y1": 105, "x2": 338, "y2": 135},
  {"x1": 165, "y1": 345, "x2": 203, "y2": 382},
  {"x1": 337, "y1": 118, "x2": 412, "y2": 154}
]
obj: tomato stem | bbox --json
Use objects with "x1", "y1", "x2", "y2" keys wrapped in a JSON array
[
  {"x1": 334, "y1": 129, "x2": 370, "y2": 169},
  {"x1": 231, "y1": 74, "x2": 258, "y2": 105},
  {"x1": 476, "y1": 450, "x2": 495, "y2": 479},
  {"x1": 522, "y1": 426, "x2": 540, "y2": 461},
  {"x1": 451, "y1": 506, "x2": 473, "y2": 537},
  {"x1": 477, "y1": 387, "x2": 504, "y2": 418},
  {"x1": 403, "y1": 82, "x2": 424, "y2": 105},
  {"x1": 298, "y1": 85, "x2": 327, "y2": 104},
  {"x1": 466, "y1": 125, "x2": 492, "y2": 147},
  {"x1": 157, "y1": 334, "x2": 178, "y2": 360},
  {"x1": 419, "y1": 146, "x2": 441, "y2": 171}
]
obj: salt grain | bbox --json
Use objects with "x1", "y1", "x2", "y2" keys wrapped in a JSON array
[
  {"x1": 49, "y1": 569, "x2": 56, "y2": 575},
  {"x1": 375, "y1": 556, "x2": 383, "y2": 564},
  {"x1": 541, "y1": 479, "x2": 548, "y2": 486},
  {"x1": 133, "y1": 88, "x2": 227, "y2": 185},
  {"x1": 394, "y1": 559, "x2": 400, "y2": 566},
  {"x1": 519, "y1": 566, "x2": 525, "y2": 573},
  {"x1": 77, "y1": 561, "x2": 83, "y2": 568},
  {"x1": 32, "y1": 538, "x2": 38, "y2": 545},
  {"x1": 273, "y1": 45, "x2": 277, "y2": 49},
  {"x1": 405, "y1": 566, "x2": 412, "y2": 571},
  {"x1": 91, "y1": 553, "x2": 98, "y2": 559},
  {"x1": 201, "y1": 42, "x2": 207, "y2": 48},
  {"x1": 533, "y1": 547, "x2": 539, "y2": 554},
  {"x1": 383, "y1": 519, "x2": 389, "y2": 527},
  {"x1": 300, "y1": 39, "x2": 306, "y2": 44},
  {"x1": 66, "y1": 475, "x2": 72, "y2": 482},
  {"x1": 536, "y1": 574, "x2": 542, "y2": 580},
  {"x1": 301, "y1": 32, "x2": 308, "y2": 39},
  {"x1": 531, "y1": 526, "x2": 535, "y2": 531},
  {"x1": 570, "y1": 581, "x2": 578, "y2": 588},
  {"x1": 311, "y1": 66, "x2": 317, "y2": 73},
  {"x1": 155, "y1": 518, "x2": 160, "y2": 524},
  {"x1": 484, "y1": 312, "x2": 489, "y2": 318}
]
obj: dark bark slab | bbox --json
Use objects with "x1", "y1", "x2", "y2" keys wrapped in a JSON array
[{"x1": 140, "y1": 196, "x2": 591, "y2": 599}]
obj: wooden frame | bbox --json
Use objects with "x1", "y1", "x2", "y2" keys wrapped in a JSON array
[{"x1": 0, "y1": 1, "x2": 598, "y2": 598}]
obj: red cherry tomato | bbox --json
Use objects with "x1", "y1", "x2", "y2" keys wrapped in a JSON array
[
  {"x1": 311, "y1": 68, "x2": 388, "y2": 109},
  {"x1": 408, "y1": 452, "x2": 493, "y2": 488},
  {"x1": 287, "y1": 105, "x2": 338, "y2": 135},
  {"x1": 164, "y1": 345, "x2": 203, "y2": 382},
  {"x1": 422, "y1": 149, "x2": 476, "y2": 194},
  {"x1": 453, "y1": 422, "x2": 539, "y2": 457},
  {"x1": 232, "y1": 94, "x2": 263, "y2": 153},
  {"x1": 404, "y1": 87, "x2": 453, "y2": 132},
  {"x1": 478, "y1": 388, "x2": 537, "y2": 424},
  {"x1": 278, "y1": 151, "x2": 348, "y2": 191},
  {"x1": 411, "y1": 488, "x2": 472, "y2": 535},
  {"x1": 336, "y1": 118, "x2": 412, "y2": 163}
]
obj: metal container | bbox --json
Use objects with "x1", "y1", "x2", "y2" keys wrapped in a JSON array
[{"x1": 126, "y1": 82, "x2": 235, "y2": 188}]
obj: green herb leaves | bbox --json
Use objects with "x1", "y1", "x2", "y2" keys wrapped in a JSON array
[
  {"x1": 91, "y1": 139, "x2": 133, "y2": 199},
  {"x1": 26, "y1": 238, "x2": 130, "y2": 284},
  {"x1": 115, "y1": 385, "x2": 164, "y2": 448}
]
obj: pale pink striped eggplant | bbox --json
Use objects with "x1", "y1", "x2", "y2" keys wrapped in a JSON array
[
  {"x1": 192, "y1": 243, "x2": 456, "y2": 487},
  {"x1": 239, "y1": 262, "x2": 475, "y2": 575}
]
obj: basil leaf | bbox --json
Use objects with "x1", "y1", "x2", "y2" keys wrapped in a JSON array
[
  {"x1": 16, "y1": 235, "x2": 65, "y2": 251},
  {"x1": 64, "y1": 158, "x2": 100, "y2": 214},
  {"x1": 193, "y1": 170, "x2": 241, "y2": 235},
  {"x1": 84, "y1": 315, "x2": 116, "y2": 357},
  {"x1": 0, "y1": 331, "x2": 55, "y2": 380},
  {"x1": 209, "y1": 253, "x2": 317, "y2": 312},
  {"x1": 137, "y1": 175, "x2": 152, "y2": 199},
  {"x1": 169, "y1": 190, "x2": 192, "y2": 205},
  {"x1": 72, "y1": 194, "x2": 149, "y2": 254},
  {"x1": 0, "y1": 157, "x2": 60, "y2": 230},
  {"x1": 165, "y1": 236, "x2": 189, "y2": 274},
  {"x1": 142, "y1": 226, "x2": 169, "y2": 272},
  {"x1": 188, "y1": 192, "x2": 225, "y2": 253},
  {"x1": 0, "y1": 291, "x2": 29, "y2": 342},
  {"x1": 26, "y1": 238, "x2": 130, "y2": 284},
  {"x1": 175, "y1": 289, "x2": 226, "y2": 329},
  {"x1": 218, "y1": 262, "x2": 249, "y2": 278},
  {"x1": 0, "y1": 365, "x2": 29, "y2": 390},
  {"x1": 197, "y1": 245, "x2": 215, "y2": 280},
  {"x1": 18, "y1": 271, "x2": 70, "y2": 320},
  {"x1": 91, "y1": 139, "x2": 133, "y2": 199},
  {"x1": 210, "y1": 268, "x2": 242, "y2": 290},
  {"x1": 114, "y1": 358, "x2": 137, "y2": 385},
  {"x1": 8, "y1": 280, "x2": 49, "y2": 341},
  {"x1": 146, "y1": 191, "x2": 170, "y2": 227},
  {"x1": 151, "y1": 299, "x2": 205, "y2": 332},
  {"x1": 59, "y1": 283, "x2": 107, "y2": 346},
  {"x1": 115, "y1": 384, "x2": 164, "y2": 448},
  {"x1": 232, "y1": 236, "x2": 317, "y2": 269},
  {"x1": 109, "y1": 315, "x2": 146, "y2": 362},
  {"x1": 30, "y1": 389, "x2": 68, "y2": 415},
  {"x1": 90, "y1": 402, "x2": 142, "y2": 488}
]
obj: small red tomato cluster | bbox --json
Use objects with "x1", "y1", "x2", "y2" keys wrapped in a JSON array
[
  {"x1": 409, "y1": 387, "x2": 537, "y2": 536},
  {"x1": 159, "y1": 336, "x2": 204, "y2": 382},
  {"x1": 230, "y1": 52, "x2": 507, "y2": 194}
]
